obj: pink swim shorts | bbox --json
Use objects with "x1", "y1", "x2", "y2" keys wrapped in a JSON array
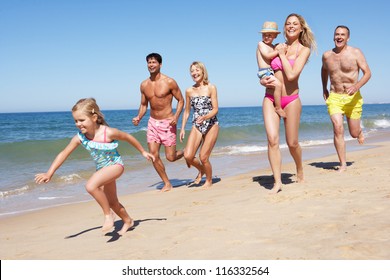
[{"x1": 147, "y1": 117, "x2": 177, "y2": 147}]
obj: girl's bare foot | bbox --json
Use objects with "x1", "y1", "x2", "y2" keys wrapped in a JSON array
[
  {"x1": 110, "y1": 209, "x2": 116, "y2": 221},
  {"x1": 118, "y1": 219, "x2": 134, "y2": 236},
  {"x1": 102, "y1": 214, "x2": 114, "y2": 233}
]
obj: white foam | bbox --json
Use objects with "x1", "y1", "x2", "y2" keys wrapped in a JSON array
[
  {"x1": 374, "y1": 119, "x2": 390, "y2": 128},
  {"x1": 300, "y1": 139, "x2": 334, "y2": 146},
  {"x1": 60, "y1": 173, "x2": 81, "y2": 182},
  {"x1": 38, "y1": 196, "x2": 73, "y2": 200},
  {"x1": 0, "y1": 185, "x2": 30, "y2": 198}
]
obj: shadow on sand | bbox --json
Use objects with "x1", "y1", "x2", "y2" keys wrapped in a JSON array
[
  {"x1": 64, "y1": 218, "x2": 167, "y2": 243},
  {"x1": 252, "y1": 173, "x2": 295, "y2": 190},
  {"x1": 148, "y1": 176, "x2": 222, "y2": 190},
  {"x1": 308, "y1": 161, "x2": 353, "y2": 171}
]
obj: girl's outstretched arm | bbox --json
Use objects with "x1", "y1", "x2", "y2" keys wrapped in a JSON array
[
  {"x1": 35, "y1": 135, "x2": 81, "y2": 184},
  {"x1": 108, "y1": 128, "x2": 155, "y2": 162}
]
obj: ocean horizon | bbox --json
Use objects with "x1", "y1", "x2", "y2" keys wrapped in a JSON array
[{"x1": 1, "y1": 104, "x2": 390, "y2": 217}]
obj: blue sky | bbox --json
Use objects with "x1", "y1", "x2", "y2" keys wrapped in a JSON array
[{"x1": 1, "y1": 0, "x2": 389, "y2": 113}]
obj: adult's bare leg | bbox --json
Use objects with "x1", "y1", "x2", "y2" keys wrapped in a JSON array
[
  {"x1": 263, "y1": 97, "x2": 282, "y2": 193},
  {"x1": 330, "y1": 113, "x2": 347, "y2": 171},
  {"x1": 284, "y1": 98, "x2": 304, "y2": 182},
  {"x1": 199, "y1": 125, "x2": 219, "y2": 188}
]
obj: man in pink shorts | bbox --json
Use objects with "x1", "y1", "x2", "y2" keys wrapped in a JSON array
[{"x1": 132, "y1": 53, "x2": 184, "y2": 191}]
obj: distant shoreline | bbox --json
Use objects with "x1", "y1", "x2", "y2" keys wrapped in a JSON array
[{"x1": 1, "y1": 102, "x2": 390, "y2": 114}]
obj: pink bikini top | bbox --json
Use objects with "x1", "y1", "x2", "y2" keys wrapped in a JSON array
[
  {"x1": 270, "y1": 57, "x2": 294, "y2": 71},
  {"x1": 270, "y1": 44, "x2": 300, "y2": 71}
]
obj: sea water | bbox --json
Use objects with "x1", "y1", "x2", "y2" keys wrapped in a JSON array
[{"x1": 1, "y1": 104, "x2": 389, "y2": 217}]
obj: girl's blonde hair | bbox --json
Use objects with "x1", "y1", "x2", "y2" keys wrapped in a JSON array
[
  {"x1": 190, "y1": 61, "x2": 209, "y2": 85},
  {"x1": 285, "y1": 13, "x2": 317, "y2": 53},
  {"x1": 72, "y1": 98, "x2": 108, "y2": 126}
]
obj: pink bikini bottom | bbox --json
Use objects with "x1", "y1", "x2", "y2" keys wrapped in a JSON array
[{"x1": 265, "y1": 93, "x2": 299, "y2": 109}]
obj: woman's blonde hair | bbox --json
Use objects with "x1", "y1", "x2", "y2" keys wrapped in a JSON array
[
  {"x1": 72, "y1": 98, "x2": 108, "y2": 126},
  {"x1": 285, "y1": 13, "x2": 317, "y2": 53},
  {"x1": 190, "y1": 61, "x2": 209, "y2": 85}
]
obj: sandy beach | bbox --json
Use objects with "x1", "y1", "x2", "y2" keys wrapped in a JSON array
[{"x1": 1, "y1": 135, "x2": 390, "y2": 260}]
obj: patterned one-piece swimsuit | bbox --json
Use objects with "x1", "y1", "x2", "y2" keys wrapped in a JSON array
[{"x1": 190, "y1": 96, "x2": 218, "y2": 134}]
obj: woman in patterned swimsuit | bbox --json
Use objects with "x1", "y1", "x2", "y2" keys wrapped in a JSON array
[
  {"x1": 180, "y1": 61, "x2": 219, "y2": 188},
  {"x1": 35, "y1": 98, "x2": 154, "y2": 235}
]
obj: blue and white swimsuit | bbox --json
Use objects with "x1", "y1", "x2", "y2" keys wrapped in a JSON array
[{"x1": 78, "y1": 128, "x2": 123, "y2": 171}]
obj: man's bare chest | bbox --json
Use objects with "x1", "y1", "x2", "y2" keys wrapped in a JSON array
[
  {"x1": 145, "y1": 83, "x2": 171, "y2": 98},
  {"x1": 328, "y1": 55, "x2": 357, "y2": 73}
]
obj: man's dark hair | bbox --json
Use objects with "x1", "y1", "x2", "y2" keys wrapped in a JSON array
[
  {"x1": 335, "y1": 25, "x2": 350, "y2": 36},
  {"x1": 146, "y1": 53, "x2": 162, "y2": 63}
]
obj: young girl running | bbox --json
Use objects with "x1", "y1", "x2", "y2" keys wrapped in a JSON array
[{"x1": 35, "y1": 98, "x2": 155, "y2": 235}]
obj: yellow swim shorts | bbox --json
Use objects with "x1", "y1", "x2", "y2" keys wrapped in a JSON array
[{"x1": 325, "y1": 91, "x2": 363, "y2": 119}]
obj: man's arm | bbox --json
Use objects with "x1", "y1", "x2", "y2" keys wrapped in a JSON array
[
  {"x1": 348, "y1": 48, "x2": 371, "y2": 95},
  {"x1": 132, "y1": 83, "x2": 148, "y2": 126},
  {"x1": 170, "y1": 79, "x2": 184, "y2": 125},
  {"x1": 321, "y1": 54, "x2": 330, "y2": 100}
]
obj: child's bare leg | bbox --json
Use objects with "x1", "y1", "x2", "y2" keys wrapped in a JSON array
[
  {"x1": 102, "y1": 214, "x2": 115, "y2": 232},
  {"x1": 273, "y1": 84, "x2": 286, "y2": 118},
  {"x1": 109, "y1": 201, "x2": 134, "y2": 235},
  {"x1": 86, "y1": 166, "x2": 123, "y2": 232},
  {"x1": 118, "y1": 218, "x2": 134, "y2": 236},
  {"x1": 105, "y1": 196, "x2": 134, "y2": 235},
  {"x1": 113, "y1": 201, "x2": 135, "y2": 235},
  {"x1": 86, "y1": 186, "x2": 113, "y2": 232},
  {"x1": 275, "y1": 107, "x2": 286, "y2": 119},
  {"x1": 110, "y1": 209, "x2": 116, "y2": 221}
]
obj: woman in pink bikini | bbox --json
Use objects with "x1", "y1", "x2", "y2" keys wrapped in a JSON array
[{"x1": 260, "y1": 13, "x2": 316, "y2": 194}]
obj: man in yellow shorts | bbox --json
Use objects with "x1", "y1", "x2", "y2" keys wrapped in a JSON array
[{"x1": 321, "y1": 25, "x2": 371, "y2": 171}]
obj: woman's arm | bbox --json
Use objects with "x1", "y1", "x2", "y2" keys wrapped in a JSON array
[
  {"x1": 278, "y1": 44, "x2": 310, "y2": 81},
  {"x1": 180, "y1": 89, "x2": 192, "y2": 142}
]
